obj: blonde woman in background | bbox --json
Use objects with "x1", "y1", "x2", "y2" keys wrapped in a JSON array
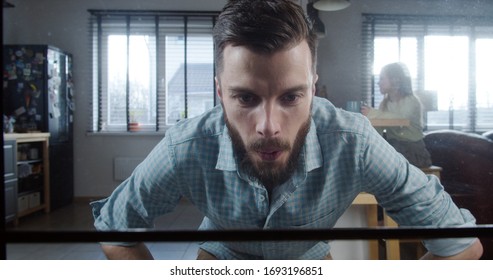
[{"x1": 361, "y1": 62, "x2": 432, "y2": 168}]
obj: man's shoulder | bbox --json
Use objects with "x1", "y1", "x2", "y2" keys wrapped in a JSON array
[
  {"x1": 312, "y1": 97, "x2": 371, "y2": 136},
  {"x1": 165, "y1": 105, "x2": 224, "y2": 146}
]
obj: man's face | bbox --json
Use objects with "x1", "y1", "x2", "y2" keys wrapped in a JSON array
[{"x1": 216, "y1": 41, "x2": 318, "y2": 187}]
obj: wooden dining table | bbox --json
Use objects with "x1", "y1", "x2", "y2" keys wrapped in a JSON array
[{"x1": 369, "y1": 118, "x2": 410, "y2": 127}]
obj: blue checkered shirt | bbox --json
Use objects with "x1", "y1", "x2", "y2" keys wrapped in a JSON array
[{"x1": 92, "y1": 97, "x2": 477, "y2": 259}]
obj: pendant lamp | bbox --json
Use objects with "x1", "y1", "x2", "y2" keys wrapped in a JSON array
[{"x1": 313, "y1": 0, "x2": 350, "y2": 11}]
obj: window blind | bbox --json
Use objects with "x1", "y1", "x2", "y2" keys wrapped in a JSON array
[{"x1": 89, "y1": 10, "x2": 218, "y2": 133}]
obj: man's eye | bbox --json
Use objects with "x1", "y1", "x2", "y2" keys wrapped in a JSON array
[
  {"x1": 238, "y1": 94, "x2": 257, "y2": 105},
  {"x1": 281, "y1": 94, "x2": 299, "y2": 103}
]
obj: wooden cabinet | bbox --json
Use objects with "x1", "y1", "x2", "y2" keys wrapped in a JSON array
[
  {"x1": 3, "y1": 133, "x2": 50, "y2": 224},
  {"x1": 4, "y1": 139, "x2": 17, "y2": 223}
]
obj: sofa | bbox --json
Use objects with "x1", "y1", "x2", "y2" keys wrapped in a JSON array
[{"x1": 424, "y1": 130, "x2": 493, "y2": 259}]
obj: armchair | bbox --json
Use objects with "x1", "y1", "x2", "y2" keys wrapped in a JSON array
[{"x1": 424, "y1": 130, "x2": 493, "y2": 259}]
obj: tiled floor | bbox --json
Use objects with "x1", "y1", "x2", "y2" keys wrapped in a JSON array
[{"x1": 5, "y1": 199, "x2": 204, "y2": 260}]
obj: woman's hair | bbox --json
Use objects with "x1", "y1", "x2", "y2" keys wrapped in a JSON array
[
  {"x1": 213, "y1": 0, "x2": 318, "y2": 74},
  {"x1": 380, "y1": 62, "x2": 414, "y2": 110}
]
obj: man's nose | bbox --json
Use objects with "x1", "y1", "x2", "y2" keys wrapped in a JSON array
[{"x1": 256, "y1": 103, "x2": 281, "y2": 138}]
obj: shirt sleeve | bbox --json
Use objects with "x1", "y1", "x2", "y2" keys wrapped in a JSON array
[
  {"x1": 91, "y1": 135, "x2": 183, "y2": 237},
  {"x1": 360, "y1": 125, "x2": 478, "y2": 257}
]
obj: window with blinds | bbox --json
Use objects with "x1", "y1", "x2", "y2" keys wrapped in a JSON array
[
  {"x1": 89, "y1": 11, "x2": 218, "y2": 132},
  {"x1": 362, "y1": 14, "x2": 493, "y2": 132}
]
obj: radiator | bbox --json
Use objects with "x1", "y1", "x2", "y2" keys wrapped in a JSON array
[{"x1": 113, "y1": 157, "x2": 145, "y2": 181}]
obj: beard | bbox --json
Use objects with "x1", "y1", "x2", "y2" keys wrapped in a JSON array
[{"x1": 224, "y1": 111, "x2": 311, "y2": 190}]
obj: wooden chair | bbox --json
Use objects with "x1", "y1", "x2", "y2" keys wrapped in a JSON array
[{"x1": 425, "y1": 130, "x2": 493, "y2": 259}]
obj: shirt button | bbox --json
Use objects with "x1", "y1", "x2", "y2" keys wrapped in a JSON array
[{"x1": 259, "y1": 195, "x2": 265, "y2": 202}]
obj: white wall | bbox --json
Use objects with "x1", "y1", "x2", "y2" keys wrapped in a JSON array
[{"x1": 3, "y1": 0, "x2": 493, "y2": 198}]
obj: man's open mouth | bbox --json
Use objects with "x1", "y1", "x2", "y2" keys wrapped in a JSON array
[{"x1": 257, "y1": 150, "x2": 282, "y2": 161}]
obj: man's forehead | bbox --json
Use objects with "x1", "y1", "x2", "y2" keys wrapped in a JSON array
[{"x1": 220, "y1": 42, "x2": 313, "y2": 74}]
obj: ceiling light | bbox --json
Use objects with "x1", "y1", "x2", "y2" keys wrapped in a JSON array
[{"x1": 313, "y1": 0, "x2": 350, "y2": 11}]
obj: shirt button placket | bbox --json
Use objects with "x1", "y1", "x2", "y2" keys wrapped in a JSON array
[
  {"x1": 257, "y1": 188, "x2": 272, "y2": 259},
  {"x1": 255, "y1": 186, "x2": 269, "y2": 215}
]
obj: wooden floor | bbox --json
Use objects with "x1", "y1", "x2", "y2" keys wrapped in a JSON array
[
  {"x1": 7, "y1": 200, "x2": 97, "y2": 232},
  {"x1": 5, "y1": 199, "x2": 205, "y2": 260}
]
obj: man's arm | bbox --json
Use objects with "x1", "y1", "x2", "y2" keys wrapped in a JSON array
[
  {"x1": 420, "y1": 239, "x2": 483, "y2": 260},
  {"x1": 101, "y1": 242, "x2": 154, "y2": 260}
]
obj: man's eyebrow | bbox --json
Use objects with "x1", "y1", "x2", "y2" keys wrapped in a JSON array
[
  {"x1": 227, "y1": 86, "x2": 254, "y2": 95},
  {"x1": 283, "y1": 85, "x2": 309, "y2": 93},
  {"x1": 227, "y1": 85, "x2": 309, "y2": 95}
]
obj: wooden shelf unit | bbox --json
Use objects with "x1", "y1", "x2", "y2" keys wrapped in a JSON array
[{"x1": 4, "y1": 133, "x2": 51, "y2": 224}]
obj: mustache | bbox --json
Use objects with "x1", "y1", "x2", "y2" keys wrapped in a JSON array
[{"x1": 248, "y1": 138, "x2": 290, "y2": 151}]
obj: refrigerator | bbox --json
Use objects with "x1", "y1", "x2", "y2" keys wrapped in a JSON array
[{"x1": 3, "y1": 45, "x2": 74, "y2": 210}]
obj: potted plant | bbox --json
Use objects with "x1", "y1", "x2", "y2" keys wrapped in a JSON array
[{"x1": 128, "y1": 109, "x2": 143, "y2": 132}]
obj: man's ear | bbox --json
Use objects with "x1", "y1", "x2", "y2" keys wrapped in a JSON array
[
  {"x1": 215, "y1": 76, "x2": 223, "y2": 101},
  {"x1": 312, "y1": 74, "x2": 319, "y2": 96}
]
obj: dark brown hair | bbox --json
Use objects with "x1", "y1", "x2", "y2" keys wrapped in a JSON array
[
  {"x1": 213, "y1": 0, "x2": 318, "y2": 74},
  {"x1": 380, "y1": 62, "x2": 414, "y2": 111}
]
